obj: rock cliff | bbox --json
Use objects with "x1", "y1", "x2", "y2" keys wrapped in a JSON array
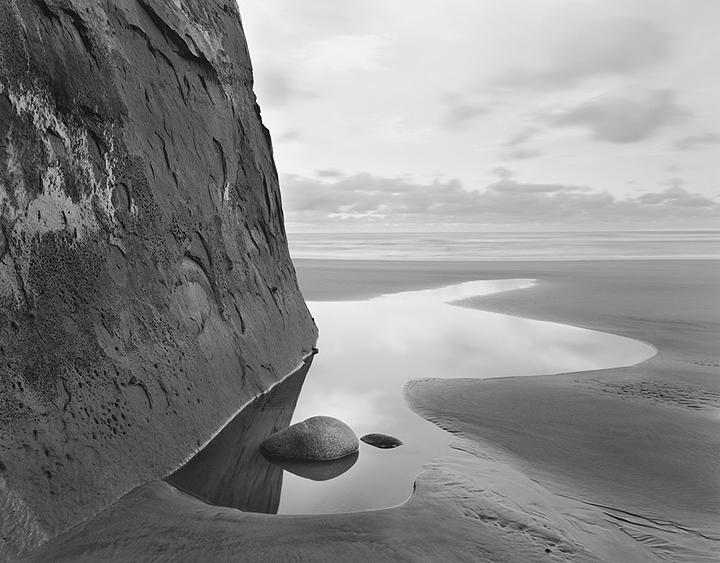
[{"x1": 0, "y1": 0, "x2": 317, "y2": 557}]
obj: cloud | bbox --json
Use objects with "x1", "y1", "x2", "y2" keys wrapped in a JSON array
[
  {"x1": 500, "y1": 18, "x2": 672, "y2": 89},
  {"x1": 256, "y1": 71, "x2": 316, "y2": 106},
  {"x1": 490, "y1": 181, "x2": 587, "y2": 195},
  {"x1": 442, "y1": 94, "x2": 489, "y2": 130},
  {"x1": 636, "y1": 185, "x2": 718, "y2": 207},
  {"x1": 301, "y1": 34, "x2": 393, "y2": 72},
  {"x1": 550, "y1": 19, "x2": 671, "y2": 81},
  {"x1": 381, "y1": 112, "x2": 433, "y2": 143},
  {"x1": 261, "y1": 0, "x2": 378, "y2": 36},
  {"x1": 316, "y1": 169, "x2": 344, "y2": 178},
  {"x1": 548, "y1": 90, "x2": 687, "y2": 143},
  {"x1": 490, "y1": 166, "x2": 514, "y2": 179},
  {"x1": 505, "y1": 127, "x2": 539, "y2": 147},
  {"x1": 281, "y1": 172, "x2": 720, "y2": 227},
  {"x1": 505, "y1": 148, "x2": 543, "y2": 160},
  {"x1": 278, "y1": 130, "x2": 302, "y2": 142},
  {"x1": 673, "y1": 131, "x2": 720, "y2": 150}
]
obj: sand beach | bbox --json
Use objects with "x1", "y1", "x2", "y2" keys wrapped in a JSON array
[{"x1": 21, "y1": 258, "x2": 720, "y2": 562}]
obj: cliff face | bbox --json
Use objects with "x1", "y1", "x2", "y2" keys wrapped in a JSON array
[{"x1": 0, "y1": 0, "x2": 317, "y2": 556}]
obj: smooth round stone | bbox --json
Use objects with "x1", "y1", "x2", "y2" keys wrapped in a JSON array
[
  {"x1": 259, "y1": 416, "x2": 359, "y2": 461},
  {"x1": 360, "y1": 433, "x2": 403, "y2": 449}
]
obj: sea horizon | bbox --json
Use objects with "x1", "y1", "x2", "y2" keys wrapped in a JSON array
[{"x1": 287, "y1": 229, "x2": 720, "y2": 261}]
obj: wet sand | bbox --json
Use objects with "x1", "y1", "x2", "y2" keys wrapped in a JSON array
[{"x1": 22, "y1": 259, "x2": 720, "y2": 562}]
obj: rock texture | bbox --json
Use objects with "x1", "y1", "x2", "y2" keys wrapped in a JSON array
[
  {"x1": 360, "y1": 433, "x2": 403, "y2": 449},
  {"x1": 0, "y1": 0, "x2": 317, "y2": 557},
  {"x1": 259, "y1": 416, "x2": 359, "y2": 461}
]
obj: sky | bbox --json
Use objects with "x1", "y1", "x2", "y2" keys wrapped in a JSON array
[{"x1": 237, "y1": 0, "x2": 720, "y2": 232}]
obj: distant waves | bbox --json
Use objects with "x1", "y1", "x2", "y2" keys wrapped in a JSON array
[{"x1": 287, "y1": 230, "x2": 720, "y2": 261}]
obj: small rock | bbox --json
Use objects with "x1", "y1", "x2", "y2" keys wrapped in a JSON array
[
  {"x1": 259, "y1": 416, "x2": 359, "y2": 461},
  {"x1": 360, "y1": 433, "x2": 403, "y2": 449}
]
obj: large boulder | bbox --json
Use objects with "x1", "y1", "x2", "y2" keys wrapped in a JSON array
[
  {"x1": 260, "y1": 416, "x2": 359, "y2": 461},
  {"x1": 0, "y1": 0, "x2": 317, "y2": 557}
]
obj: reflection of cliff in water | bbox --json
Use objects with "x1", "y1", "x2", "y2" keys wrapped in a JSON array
[{"x1": 166, "y1": 355, "x2": 314, "y2": 514}]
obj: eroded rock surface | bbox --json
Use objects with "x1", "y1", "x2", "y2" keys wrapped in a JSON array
[
  {"x1": 259, "y1": 416, "x2": 359, "y2": 461},
  {"x1": 0, "y1": 0, "x2": 317, "y2": 557}
]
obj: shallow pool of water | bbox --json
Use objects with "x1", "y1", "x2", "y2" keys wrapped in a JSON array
[
  {"x1": 277, "y1": 280, "x2": 655, "y2": 514},
  {"x1": 168, "y1": 279, "x2": 655, "y2": 515}
]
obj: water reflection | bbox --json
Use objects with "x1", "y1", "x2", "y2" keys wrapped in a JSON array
[
  {"x1": 167, "y1": 280, "x2": 655, "y2": 516},
  {"x1": 165, "y1": 355, "x2": 313, "y2": 514},
  {"x1": 263, "y1": 452, "x2": 359, "y2": 481},
  {"x1": 277, "y1": 280, "x2": 655, "y2": 514}
]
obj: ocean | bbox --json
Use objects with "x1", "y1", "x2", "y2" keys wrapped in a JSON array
[{"x1": 287, "y1": 230, "x2": 720, "y2": 261}]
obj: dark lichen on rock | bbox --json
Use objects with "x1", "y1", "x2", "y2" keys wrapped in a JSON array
[{"x1": 0, "y1": 0, "x2": 317, "y2": 558}]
